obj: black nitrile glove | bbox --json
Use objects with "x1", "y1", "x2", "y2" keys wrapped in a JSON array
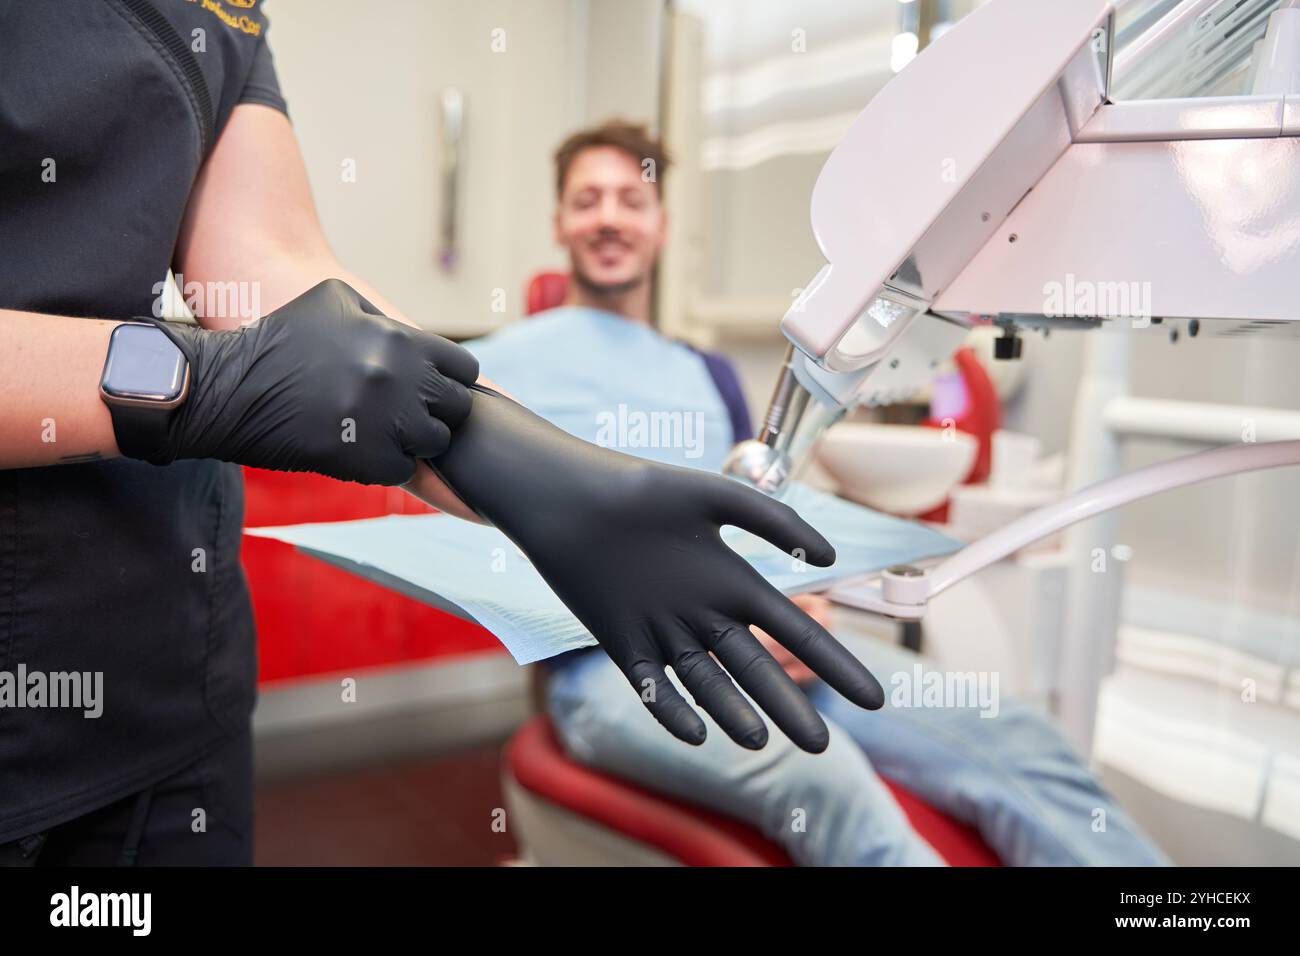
[
  {"x1": 430, "y1": 386, "x2": 885, "y2": 753},
  {"x1": 117, "y1": 279, "x2": 479, "y2": 485}
]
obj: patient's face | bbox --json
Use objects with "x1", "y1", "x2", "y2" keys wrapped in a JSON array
[{"x1": 556, "y1": 146, "x2": 666, "y2": 297}]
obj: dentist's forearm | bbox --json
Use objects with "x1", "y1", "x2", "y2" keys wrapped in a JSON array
[{"x1": 0, "y1": 309, "x2": 123, "y2": 468}]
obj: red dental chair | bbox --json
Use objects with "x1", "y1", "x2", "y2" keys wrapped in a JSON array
[
  {"x1": 503, "y1": 714, "x2": 1001, "y2": 867},
  {"x1": 502, "y1": 273, "x2": 1003, "y2": 867}
]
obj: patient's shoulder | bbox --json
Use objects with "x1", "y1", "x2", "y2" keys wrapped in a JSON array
[{"x1": 684, "y1": 346, "x2": 753, "y2": 444}]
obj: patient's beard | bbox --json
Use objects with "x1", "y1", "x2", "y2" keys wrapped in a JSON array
[{"x1": 571, "y1": 266, "x2": 646, "y2": 301}]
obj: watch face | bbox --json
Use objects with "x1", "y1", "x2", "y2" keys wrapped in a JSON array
[{"x1": 101, "y1": 324, "x2": 187, "y2": 402}]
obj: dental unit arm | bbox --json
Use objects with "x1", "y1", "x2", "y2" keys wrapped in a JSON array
[{"x1": 725, "y1": 0, "x2": 1300, "y2": 615}]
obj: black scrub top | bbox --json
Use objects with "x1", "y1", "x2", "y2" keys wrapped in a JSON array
[{"x1": 0, "y1": 0, "x2": 288, "y2": 843}]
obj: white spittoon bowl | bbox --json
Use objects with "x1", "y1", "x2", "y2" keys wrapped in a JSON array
[{"x1": 816, "y1": 422, "x2": 977, "y2": 517}]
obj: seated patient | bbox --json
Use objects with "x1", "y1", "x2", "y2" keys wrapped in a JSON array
[{"x1": 466, "y1": 120, "x2": 1169, "y2": 866}]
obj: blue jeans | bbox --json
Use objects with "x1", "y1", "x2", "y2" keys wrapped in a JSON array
[{"x1": 547, "y1": 634, "x2": 1169, "y2": 867}]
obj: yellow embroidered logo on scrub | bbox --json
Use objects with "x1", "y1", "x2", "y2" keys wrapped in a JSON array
[{"x1": 186, "y1": 0, "x2": 263, "y2": 37}]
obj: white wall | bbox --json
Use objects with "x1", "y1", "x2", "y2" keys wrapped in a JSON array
[
  {"x1": 581, "y1": 0, "x2": 664, "y2": 127},
  {"x1": 263, "y1": 0, "x2": 582, "y2": 338},
  {"x1": 263, "y1": 0, "x2": 664, "y2": 338}
]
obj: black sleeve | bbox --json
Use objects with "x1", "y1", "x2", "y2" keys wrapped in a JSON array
[{"x1": 239, "y1": 33, "x2": 288, "y2": 116}]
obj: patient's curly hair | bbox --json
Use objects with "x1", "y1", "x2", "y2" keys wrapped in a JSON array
[{"x1": 554, "y1": 119, "x2": 671, "y2": 200}]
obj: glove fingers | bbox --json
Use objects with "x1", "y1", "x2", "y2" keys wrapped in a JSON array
[
  {"x1": 421, "y1": 363, "x2": 474, "y2": 428},
  {"x1": 710, "y1": 481, "x2": 835, "y2": 567},
  {"x1": 622, "y1": 657, "x2": 707, "y2": 746},
  {"x1": 748, "y1": 588, "x2": 885, "y2": 712},
  {"x1": 398, "y1": 414, "x2": 452, "y2": 461},
  {"x1": 710, "y1": 622, "x2": 829, "y2": 753},
  {"x1": 419, "y1": 332, "x2": 480, "y2": 387},
  {"x1": 657, "y1": 624, "x2": 768, "y2": 750}
]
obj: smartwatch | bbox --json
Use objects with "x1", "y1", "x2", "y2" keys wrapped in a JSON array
[{"x1": 99, "y1": 321, "x2": 190, "y2": 461}]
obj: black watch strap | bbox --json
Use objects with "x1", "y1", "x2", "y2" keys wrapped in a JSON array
[{"x1": 108, "y1": 401, "x2": 176, "y2": 463}]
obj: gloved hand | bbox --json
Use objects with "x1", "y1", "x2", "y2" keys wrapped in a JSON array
[
  {"x1": 429, "y1": 386, "x2": 885, "y2": 753},
  {"x1": 117, "y1": 279, "x2": 479, "y2": 485}
]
